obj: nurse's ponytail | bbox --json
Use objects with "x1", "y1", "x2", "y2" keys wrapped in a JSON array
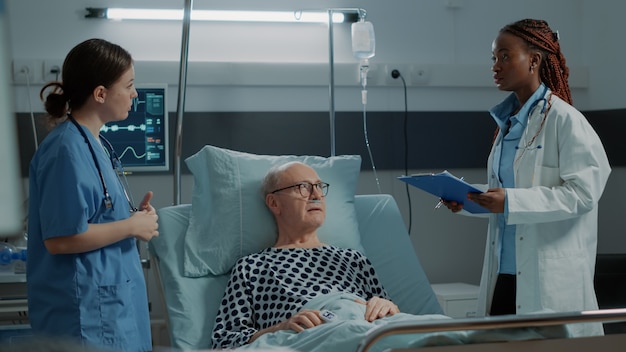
[{"x1": 40, "y1": 82, "x2": 68, "y2": 127}]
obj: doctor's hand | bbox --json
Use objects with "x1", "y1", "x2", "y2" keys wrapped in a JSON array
[
  {"x1": 467, "y1": 188, "x2": 505, "y2": 213},
  {"x1": 138, "y1": 191, "x2": 156, "y2": 214},
  {"x1": 441, "y1": 199, "x2": 464, "y2": 213},
  {"x1": 356, "y1": 296, "x2": 400, "y2": 322}
]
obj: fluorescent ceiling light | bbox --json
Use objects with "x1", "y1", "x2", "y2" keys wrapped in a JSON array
[{"x1": 86, "y1": 8, "x2": 349, "y2": 23}]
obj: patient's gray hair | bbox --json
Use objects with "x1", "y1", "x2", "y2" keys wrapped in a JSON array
[{"x1": 261, "y1": 161, "x2": 306, "y2": 196}]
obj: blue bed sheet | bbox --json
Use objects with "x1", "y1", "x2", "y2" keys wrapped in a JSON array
[{"x1": 240, "y1": 292, "x2": 568, "y2": 352}]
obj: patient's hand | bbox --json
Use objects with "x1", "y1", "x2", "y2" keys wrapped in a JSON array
[
  {"x1": 278, "y1": 309, "x2": 324, "y2": 333},
  {"x1": 249, "y1": 309, "x2": 324, "y2": 344},
  {"x1": 356, "y1": 296, "x2": 400, "y2": 322}
]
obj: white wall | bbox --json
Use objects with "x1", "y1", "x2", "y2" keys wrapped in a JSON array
[
  {"x1": 5, "y1": 0, "x2": 626, "y2": 299},
  {"x1": 9, "y1": 0, "x2": 626, "y2": 113}
]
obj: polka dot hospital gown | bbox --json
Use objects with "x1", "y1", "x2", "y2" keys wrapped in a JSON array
[{"x1": 211, "y1": 246, "x2": 391, "y2": 348}]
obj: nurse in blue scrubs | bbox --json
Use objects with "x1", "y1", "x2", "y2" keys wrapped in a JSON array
[{"x1": 27, "y1": 38, "x2": 160, "y2": 351}]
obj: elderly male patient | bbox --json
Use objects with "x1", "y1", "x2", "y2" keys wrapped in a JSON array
[{"x1": 211, "y1": 161, "x2": 400, "y2": 349}]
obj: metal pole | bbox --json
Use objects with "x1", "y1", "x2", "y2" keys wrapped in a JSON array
[
  {"x1": 173, "y1": 0, "x2": 192, "y2": 205},
  {"x1": 356, "y1": 308, "x2": 626, "y2": 352},
  {"x1": 327, "y1": 9, "x2": 336, "y2": 157}
]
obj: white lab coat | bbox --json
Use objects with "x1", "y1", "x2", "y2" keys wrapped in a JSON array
[{"x1": 476, "y1": 90, "x2": 611, "y2": 337}]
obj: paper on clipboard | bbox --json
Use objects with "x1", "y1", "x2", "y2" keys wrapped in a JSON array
[{"x1": 398, "y1": 170, "x2": 489, "y2": 214}]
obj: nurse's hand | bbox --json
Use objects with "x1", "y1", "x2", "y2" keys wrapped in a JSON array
[
  {"x1": 467, "y1": 188, "x2": 505, "y2": 213},
  {"x1": 130, "y1": 210, "x2": 159, "y2": 241},
  {"x1": 138, "y1": 191, "x2": 156, "y2": 214}
]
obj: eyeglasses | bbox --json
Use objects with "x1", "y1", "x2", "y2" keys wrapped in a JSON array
[{"x1": 271, "y1": 181, "x2": 330, "y2": 198}]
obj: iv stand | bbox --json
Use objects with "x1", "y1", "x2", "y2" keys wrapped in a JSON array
[
  {"x1": 327, "y1": 9, "x2": 336, "y2": 157},
  {"x1": 171, "y1": 6, "x2": 366, "y2": 201},
  {"x1": 326, "y1": 8, "x2": 366, "y2": 157},
  {"x1": 173, "y1": 0, "x2": 192, "y2": 205}
]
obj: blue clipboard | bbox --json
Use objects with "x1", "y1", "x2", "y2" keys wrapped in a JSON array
[{"x1": 398, "y1": 170, "x2": 489, "y2": 214}]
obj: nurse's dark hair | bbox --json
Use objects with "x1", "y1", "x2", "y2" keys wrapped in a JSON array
[
  {"x1": 500, "y1": 19, "x2": 572, "y2": 105},
  {"x1": 39, "y1": 38, "x2": 133, "y2": 125}
]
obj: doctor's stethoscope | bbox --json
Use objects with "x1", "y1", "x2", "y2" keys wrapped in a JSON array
[
  {"x1": 68, "y1": 114, "x2": 138, "y2": 213},
  {"x1": 513, "y1": 86, "x2": 553, "y2": 164}
]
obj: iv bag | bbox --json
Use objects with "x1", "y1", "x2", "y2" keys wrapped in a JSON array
[{"x1": 351, "y1": 21, "x2": 375, "y2": 60}]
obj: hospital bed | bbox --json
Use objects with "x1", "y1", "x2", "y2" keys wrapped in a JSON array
[{"x1": 149, "y1": 145, "x2": 626, "y2": 351}]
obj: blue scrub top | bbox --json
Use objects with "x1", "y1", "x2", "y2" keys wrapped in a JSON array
[{"x1": 27, "y1": 120, "x2": 151, "y2": 351}]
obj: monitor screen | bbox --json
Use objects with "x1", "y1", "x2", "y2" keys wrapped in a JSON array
[{"x1": 100, "y1": 84, "x2": 170, "y2": 172}]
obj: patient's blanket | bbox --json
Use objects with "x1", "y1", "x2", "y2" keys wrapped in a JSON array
[{"x1": 239, "y1": 292, "x2": 569, "y2": 352}]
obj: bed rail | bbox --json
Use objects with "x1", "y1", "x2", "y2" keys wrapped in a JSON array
[{"x1": 356, "y1": 308, "x2": 626, "y2": 352}]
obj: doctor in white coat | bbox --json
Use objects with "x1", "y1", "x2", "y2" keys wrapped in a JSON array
[{"x1": 443, "y1": 19, "x2": 610, "y2": 337}]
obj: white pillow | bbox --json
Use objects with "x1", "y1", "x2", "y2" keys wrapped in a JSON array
[{"x1": 183, "y1": 145, "x2": 364, "y2": 277}]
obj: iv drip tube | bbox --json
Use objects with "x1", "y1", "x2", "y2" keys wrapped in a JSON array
[
  {"x1": 352, "y1": 13, "x2": 381, "y2": 193},
  {"x1": 359, "y1": 61, "x2": 382, "y2": 194}
]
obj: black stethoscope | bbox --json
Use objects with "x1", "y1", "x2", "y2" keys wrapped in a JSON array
[{"x1": 68, "y1": 114, "x2": 137, "y2": 212}]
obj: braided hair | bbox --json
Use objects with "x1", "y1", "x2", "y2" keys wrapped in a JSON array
[{"x1": 500, "y1": 19, "x2": 572, "y2": 104}]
